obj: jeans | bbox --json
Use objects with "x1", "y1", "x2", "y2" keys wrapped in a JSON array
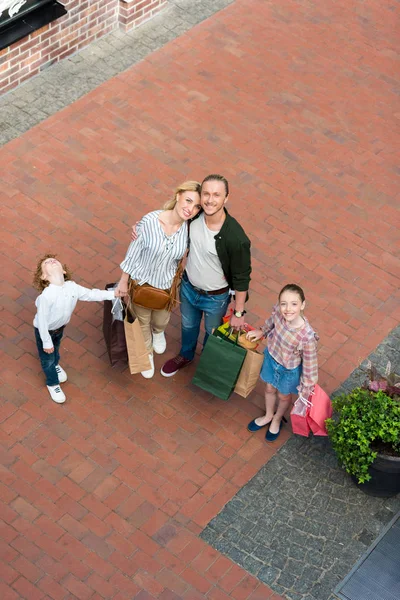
[
  {"x1": 179, "y1": 275, "x2": 230, "y2": 361},
  {"x1": 34, "y1": 327, "x2": 64, "y2": 386}
]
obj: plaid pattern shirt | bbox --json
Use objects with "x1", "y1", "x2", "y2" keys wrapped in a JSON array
[{"x1": 261, "y1": 304, "x2": 318, "y2": 398}]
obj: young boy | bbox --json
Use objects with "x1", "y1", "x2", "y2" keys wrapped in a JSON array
[{"x1": 33, "y1": 254, "x2": 117, "y2": 404}]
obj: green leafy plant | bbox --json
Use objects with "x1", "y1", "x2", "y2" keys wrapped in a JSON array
[{"x1": 326, "y1": 387, "x2": 400, "y2": 484}]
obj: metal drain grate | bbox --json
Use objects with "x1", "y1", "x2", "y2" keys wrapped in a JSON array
[{"x1": 335, "y1": 512, "x2": 400, "y2": 600}]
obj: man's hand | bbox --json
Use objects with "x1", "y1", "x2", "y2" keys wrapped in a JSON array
[
  {"x1": 131, "y1": 222, "x2": 139, "y2": 242},
  {"x1": 44, "y1": 347, "x2": 54, "y2": 354},
  {"x1": 230, "y1": 314, "x2": 246, "y2": 330}
]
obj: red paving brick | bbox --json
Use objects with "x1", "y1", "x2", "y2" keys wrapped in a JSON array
[{"x1": 1, "y1": 0, "x2": 399, "y2": 598}]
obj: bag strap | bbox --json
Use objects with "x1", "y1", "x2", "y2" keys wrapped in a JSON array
[
  {"x1": 124, "y1": 293, "x2": 136, "y2": 320},
  {"x1": 165, "y1": 221, "x2": 191, "y2": 311},
  {"x1": 165, "y1": 262, "x2": 183, "y2": 311}
]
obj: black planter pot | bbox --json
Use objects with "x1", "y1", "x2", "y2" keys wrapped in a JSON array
[{"x1": 352, "y1": 452, "x2": 400, "y2": 497}]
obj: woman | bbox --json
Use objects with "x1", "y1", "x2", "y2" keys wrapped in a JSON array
[{"x1": 115, "y1": 181, "x2": 201, "y2": 379}]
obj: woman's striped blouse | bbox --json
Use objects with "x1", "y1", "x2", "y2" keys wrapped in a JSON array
[{"x1": 120, "y1": 210, "x2": 188, "y2": 290}]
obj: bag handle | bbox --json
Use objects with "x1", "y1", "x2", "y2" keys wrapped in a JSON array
[
  {"x1": 123, "y1": 294, "x2": 136, "y2": 320},
  {"x1": 227, "y1": 327, "x2": 242, "y2": 346}
]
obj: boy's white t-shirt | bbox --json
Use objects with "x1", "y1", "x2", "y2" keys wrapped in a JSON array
[
  {"x1": 33, "y1": 281, "x2": 114, "y2": 349},
  {"x1": 186, "y1": 213, "x2": 228, "y2": 291}
]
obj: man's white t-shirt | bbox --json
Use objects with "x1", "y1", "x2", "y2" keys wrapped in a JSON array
[{"x1": 186, "y1": 213, "x2": 228, "y2": 291}]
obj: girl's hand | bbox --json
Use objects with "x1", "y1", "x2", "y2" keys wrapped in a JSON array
[
  {"x1": 44, "y1": 347, "x2": 54, "y2": 354},
  {"x1": 246, "y1": 329, "x2": 264, "y2": 342},
  {"x1": 131, "y1": 222, "x2": 139, "y2": 242}
]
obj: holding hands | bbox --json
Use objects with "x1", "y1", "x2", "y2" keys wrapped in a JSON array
[
  {"x1": 115, "y1": 282, "x2": 128, "y2": 299},
  {"x1": 114, "y1": 270, "x2": 130, "y2": 299}
]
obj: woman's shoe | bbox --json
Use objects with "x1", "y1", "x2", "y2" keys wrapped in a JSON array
[
  {"x1": 152, "y1": 331, "x2": 166, "y2": 354},
  {"x1": 247, "y1": 418, "x2": 272, "y2": 432},
  {"x1": 265, "y1": 420, "x2": 283, "y2": 442},
  {"x1": 141, "y1": 354, "x2": 155, "y2": 379}
]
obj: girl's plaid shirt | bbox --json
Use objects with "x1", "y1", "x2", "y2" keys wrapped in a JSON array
[{"x1": 261, "y1": 304, "x2": 318, "y2": 398}]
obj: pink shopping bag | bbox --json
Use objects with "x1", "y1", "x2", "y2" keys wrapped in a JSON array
[
  {"x1": 307, "y1": 384, "x2": 332, "y2": 436},
  {"x1": 290, "y1": 394, "x2": 313, "y2": 436},
  {"x1": 290, "y1": 384, "x2": 332, "y2": 437}
]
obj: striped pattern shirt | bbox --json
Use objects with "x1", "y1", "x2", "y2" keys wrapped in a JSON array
[
  {"x1": 120, "y1": 210, "x2": 188, "y2": 289},
  {"x1": 261, "y1": 304, "x2": 319, "y2": 398}
]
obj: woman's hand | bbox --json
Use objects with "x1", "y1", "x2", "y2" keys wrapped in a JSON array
[
  {"x1": 115, "y1": 281, "x2": 129, "y2": 298},
  {"x1": 246, "y1": 329, "x2": 264, "y2": 342}
]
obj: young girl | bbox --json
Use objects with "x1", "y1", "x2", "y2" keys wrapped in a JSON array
[
  {"x1": 33, "y1": 254, "x2": 117, "y2": 404},
  {"x1": 246, "y1": 284, "x2": 318, "y2": 441}
]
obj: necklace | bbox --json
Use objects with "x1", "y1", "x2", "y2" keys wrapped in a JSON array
[{"x1": 164, "y1": 232, "x2": 176, "y2": 251}]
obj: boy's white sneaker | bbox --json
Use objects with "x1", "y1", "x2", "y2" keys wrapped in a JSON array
[
  {"x1": 55, "y1": 365, "x2": 67, "y2": 383},
  {"x1": 152, "y1": 331, "x2": 166, "y2": 354},
  {"x1": 141, "y1": 354, "x2": 155, "y2": 379},
  {"x1": 47, "y1": 385, "x2": 66, "y2": 404}
]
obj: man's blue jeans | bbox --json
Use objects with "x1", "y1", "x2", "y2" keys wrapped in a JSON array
[
  {"x1": 179, "y1": 275, "x2": 230, "y2": 361},
  {"x1": 34, "y1": 327, "x2": 64, "y2": 386}
]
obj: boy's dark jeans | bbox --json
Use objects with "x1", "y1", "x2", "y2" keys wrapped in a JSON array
[{"x1": 34, "y1": 327, "x2": 64, "y2": 386}]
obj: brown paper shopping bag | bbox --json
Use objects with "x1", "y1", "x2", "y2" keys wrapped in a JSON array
[
  {"x1": 234, "y1": 349, "x2": 264, "y2": 398},
  {"x1": 124, "y1": 306, "x2": 151, "y2": 374}
]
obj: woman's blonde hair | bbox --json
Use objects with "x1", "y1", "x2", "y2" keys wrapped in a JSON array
[
  {"x1": 33, "y1": 253, "x2": 72, "y2": 292},
  {"x1": 163, "y1": 180, "x2": 201, "y2": 210}
]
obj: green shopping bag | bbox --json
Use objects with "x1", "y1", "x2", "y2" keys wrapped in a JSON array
[{"x1": 192, "y1": 331, "x2": 247, "y2": 401}]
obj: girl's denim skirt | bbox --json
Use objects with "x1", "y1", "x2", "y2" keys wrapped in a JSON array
[{"x1": 260, "y1": 348, "x2": 302, "y2": 394}]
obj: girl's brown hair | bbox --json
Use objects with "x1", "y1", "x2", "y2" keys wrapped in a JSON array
[
  {"x1": 279, "y1": 283, "x2": 305, "y2": 303},
  {"x1": 163, "y1": 180, "x2": 201, "y2": 210},
  {"x1": 33, "y1": 253, "x2": 72, "y2": 292}
]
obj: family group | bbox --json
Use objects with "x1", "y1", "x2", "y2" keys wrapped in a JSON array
[{"x1": 33, "y1": 174, "x2": 318, "y2": 442}]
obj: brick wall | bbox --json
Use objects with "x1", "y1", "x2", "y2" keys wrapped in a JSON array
[
  {"x1": 119, "y1": 0, "x2": 167, "y2": 32},
  {"x1": 0, "y1": 0, "x2": 168, "y2": 94}
]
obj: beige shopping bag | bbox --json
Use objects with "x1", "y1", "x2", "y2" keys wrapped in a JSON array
[
  {"x1": 124, "y1": 306, "x2": 151, "y2": 374},
  {"x1": 234, "y1": 349, "x2": 264, "y2": 398}
]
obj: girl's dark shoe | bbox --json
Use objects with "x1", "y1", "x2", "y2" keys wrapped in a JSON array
[
  {"x1": 247, "y1": 418, "x2": 271, "y2": 432},
  {"x1": 265, "y1": 420, "x2": 283, "y2": 442}
]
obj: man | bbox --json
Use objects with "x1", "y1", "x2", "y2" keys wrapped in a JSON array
[{"x1": 161, "y1": 174, "x2": 251, "y2": 377}]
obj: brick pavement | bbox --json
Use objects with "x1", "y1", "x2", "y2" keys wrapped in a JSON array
[
  {"x1": 201, "y1": 327, "x2": 400, "y2": 600},
  {"x1": 1, "y1": 0, "x2": 399, "y2": 599}
]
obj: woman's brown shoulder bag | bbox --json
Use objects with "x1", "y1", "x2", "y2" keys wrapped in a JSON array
[{"x1": 128, "y1": 259, "x2": 184, "y2": 311}]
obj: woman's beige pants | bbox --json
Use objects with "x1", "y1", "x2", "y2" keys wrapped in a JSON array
[{"x1": 132, "y1": 304, "x2": 171, "y2": 352}]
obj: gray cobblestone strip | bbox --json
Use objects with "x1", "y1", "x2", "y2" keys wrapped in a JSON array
[
  {"x1": 0, "y1": 0, "x2": 233, "y2": 147},
  {"x1": 201, "y1": 326, "x2": 400, "y2": 600}
]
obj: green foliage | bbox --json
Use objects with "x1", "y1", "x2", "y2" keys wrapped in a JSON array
[{"x1": 326, "y1": 388, "x2": 400, "y2": 484}]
